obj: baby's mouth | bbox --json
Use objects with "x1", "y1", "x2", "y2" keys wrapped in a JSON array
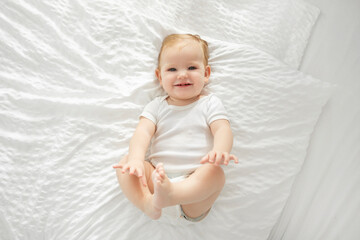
[{"x1": 174, "y1": 83, "x2": 193, "y2": 87}]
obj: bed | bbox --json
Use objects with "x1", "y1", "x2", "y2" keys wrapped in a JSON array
[
  {"x1": 0, "y1": 0, "x2": 358, "y2": 239},
  {"x1": 270, "y1": 0, "x2": 360, "y2": 239}
]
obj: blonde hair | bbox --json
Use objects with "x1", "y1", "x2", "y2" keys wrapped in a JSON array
[{"x1": 157, "y1": 34, "x2": 209, "y2": 69}]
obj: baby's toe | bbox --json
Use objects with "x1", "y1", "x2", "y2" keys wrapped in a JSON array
[{"x1": 156, "y1": 163, "x2": 163, "y2": 170}]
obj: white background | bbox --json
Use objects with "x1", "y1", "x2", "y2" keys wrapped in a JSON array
[{"x1": 270, "y1": 0, "x2": 360, "y2": 239}]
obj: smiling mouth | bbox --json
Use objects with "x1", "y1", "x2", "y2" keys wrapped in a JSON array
[{"x1": 174, "y1": 83, "x2": 192, "y2": 87}]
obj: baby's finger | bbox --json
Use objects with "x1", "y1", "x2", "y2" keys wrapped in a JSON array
[
  {"x1": 230, "y1": 154, "x2": 239, "y2": 164},
  {"x1": 122, "y1": 164, "x2": 130, "y2": 174},
  {"x1": 200, "y1": 154, "x2": 209, "y2": 164},
  {"x1": 214, "y1": 152, "x2": 223, "y2": 165},
  {"x1": 208, "y1": 152, "x2": 216, "y2": 163},
  {"x1": 136, "y1": 169, "x2": 147, "y2": 187},
  {"x1": 112, "y1": 164, "x2": 123, "y2": 169},
  {"x1": 135, "y1": 167, "x2": 143, "y2": 176},
  {"x1": 223, "y1": 152, "x2": 230, "y2": 165},
  {"x1": 140, "y1": 175, "x2": 147, "y2": 187},
  {"x1": 129, "y1": 167, "x2": 136, "y2": 175}
]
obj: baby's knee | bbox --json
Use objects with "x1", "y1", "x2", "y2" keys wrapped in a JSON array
[{"x1": 202, "y1": 164, "x2": 225, "y2": 184}]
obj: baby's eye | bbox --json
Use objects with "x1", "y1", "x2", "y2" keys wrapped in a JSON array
[
  {"x1": 168, "y1": 68, "x2": 176, "y2": 72},
  {"x1": 188, "y1": 66, "x2": 197, "y2": 70}
]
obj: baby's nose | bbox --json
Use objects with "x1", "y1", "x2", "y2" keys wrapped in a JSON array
[{"x1": 177, "y1": 70, "x2": 188, "y2": 79}]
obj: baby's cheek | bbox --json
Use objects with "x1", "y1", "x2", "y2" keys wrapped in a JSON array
[{"x1": 191, "y1": 71, "x2": 203, "y2": 78}]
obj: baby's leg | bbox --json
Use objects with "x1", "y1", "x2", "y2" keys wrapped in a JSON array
[
  {"x1": 115, "y1": 155, "x2": 160, "y2": 219},
  {"x1": 153, "y1": 163, "x2": 225, "y2": 219}
]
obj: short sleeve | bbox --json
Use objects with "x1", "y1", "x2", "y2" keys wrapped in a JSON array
[
  {"x1": 140, "y1": 97, "x2": 160, "y2": 124},
  {"x1": 206, "y1": 95, "x2": 229, "y2": 124}
]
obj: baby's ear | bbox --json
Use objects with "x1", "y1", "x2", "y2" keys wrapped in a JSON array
[
  {"x1": 204, "y1": 65, "x2": 211, "y2": 83},
  {"x1": 155, "y1": 69, "x2": 162, "y2": 85}
]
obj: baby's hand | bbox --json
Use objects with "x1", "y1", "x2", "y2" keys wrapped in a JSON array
[
  {"x1": 200, "y1": 151, "x2": 239, "y2": 166},
  {"x1": 113, "y1": 158, "x2": 147, "y2": 187}
]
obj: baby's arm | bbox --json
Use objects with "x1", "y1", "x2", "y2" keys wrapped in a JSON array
[
  {"x1": 200, "y1": 119, "x2": 238, "y2": 165},
  {"x1": 113, "y1": 117, "x2": 156, "y2": 186}
]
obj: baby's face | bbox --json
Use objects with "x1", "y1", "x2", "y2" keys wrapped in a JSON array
[{"x1": 156, "y1": 40, "x2": 210, "y2": 106}]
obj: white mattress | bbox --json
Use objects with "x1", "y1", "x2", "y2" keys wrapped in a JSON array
[{"x1": 1, "y1": 0, "x2": 353, "y2": 239}]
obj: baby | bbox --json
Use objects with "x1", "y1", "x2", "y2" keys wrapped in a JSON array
[{"x1": 113, "y1": 34, "x2": 238, "y2": 222}]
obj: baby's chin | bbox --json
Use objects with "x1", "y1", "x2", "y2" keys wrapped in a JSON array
[{"x1": 166, "y1": 95, "x2": 202, "y2": 106}]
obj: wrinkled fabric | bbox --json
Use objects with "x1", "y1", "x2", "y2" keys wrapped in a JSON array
[{"x1": 0, "y1": 1, "x2": 332, "y2": 239}]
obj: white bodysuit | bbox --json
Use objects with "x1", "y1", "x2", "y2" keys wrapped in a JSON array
[{"x1": 140, "y1": 94, "x2": 229, "y2": 177}]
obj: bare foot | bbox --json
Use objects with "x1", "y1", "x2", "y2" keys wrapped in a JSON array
[
  {"x1": 152, "y1": 163, "x2": 173, "y2": 209},
  {"x1": 143, "y1": 195, "x2": 162, "y2": 220}
]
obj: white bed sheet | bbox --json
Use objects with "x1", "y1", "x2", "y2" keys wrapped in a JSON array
[
  {"x1": 0, "y1": 0, "x2": 338, "y2": 239},
  {"x1": 270, "y1": 0, "x2": 360, "y2": 239}
]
